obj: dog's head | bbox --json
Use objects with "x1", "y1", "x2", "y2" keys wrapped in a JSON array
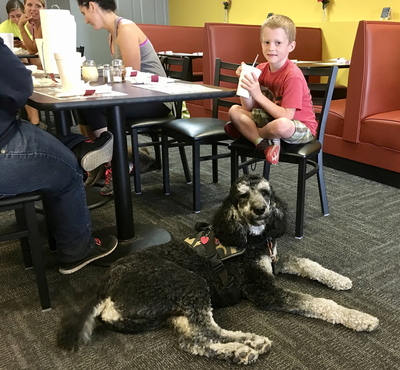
[{"x1": 212, "y1": 175, "x2": 287, "y2": 247}]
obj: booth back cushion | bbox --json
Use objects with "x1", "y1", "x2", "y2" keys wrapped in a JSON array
[{"x1": 137, "y1": 24, "x2": 204, "y2": 74}]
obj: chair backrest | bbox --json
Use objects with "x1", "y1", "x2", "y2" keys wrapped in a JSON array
[
  {"x1": 211, "y1": 58, "x2": 240, "y2": 118},
  {"x1": 137, "y1": 24, "x2": 204, "y2": 75},
  {"x1": 300, "y1": 66, "x2": 338, "y2": 145},
  {"x1": 159, "y1": 56, "x2": 191, "y2": 81}
]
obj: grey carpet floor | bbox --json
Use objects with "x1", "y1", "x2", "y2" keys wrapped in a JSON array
[{"x1": 1, "y1": 145, "x2": 400, "y2": 370}]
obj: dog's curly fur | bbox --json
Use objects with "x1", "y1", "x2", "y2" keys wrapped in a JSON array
[{"x1": 57, "y1": 174, "x2": 379, "y2": 365}]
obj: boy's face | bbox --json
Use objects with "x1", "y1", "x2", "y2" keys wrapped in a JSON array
[{"x1": 261, "y1": 26, "x2": 295, "y2": 71}]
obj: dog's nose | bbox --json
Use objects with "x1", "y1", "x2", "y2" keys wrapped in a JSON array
[{"x1": 253, "y1": 206, "x2": 266, "y2": 215}]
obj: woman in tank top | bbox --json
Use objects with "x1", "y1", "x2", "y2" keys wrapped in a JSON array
[{"x1": 76, "y1": 0, "x2": 171, "y2": 195}]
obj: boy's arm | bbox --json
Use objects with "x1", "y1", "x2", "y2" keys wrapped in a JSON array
[{"x1": 242, "y1": 73, "x2": 296, "y2": 120}]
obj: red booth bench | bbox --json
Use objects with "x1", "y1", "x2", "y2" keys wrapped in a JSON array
[{"x1": 324, "y1": 20, "x2": 400, "y2": 182}]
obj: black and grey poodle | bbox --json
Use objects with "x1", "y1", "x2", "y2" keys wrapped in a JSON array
[{"x1": 57, "y1": 174, "x2": 378, "y2": 365}]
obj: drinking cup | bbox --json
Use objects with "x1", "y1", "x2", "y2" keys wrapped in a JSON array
[
  {"x1": 236, "y1": 64, "x2": 262, "y2": 98},
  {"x1": 0, "y1": 33, "x2": 13, "y2": 50},
  {"x1": 54, "y1": 52, "x2": 82, "y2": 92}
]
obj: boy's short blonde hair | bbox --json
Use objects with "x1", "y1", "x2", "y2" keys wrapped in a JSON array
[{"x1": 261, "y1": 14, "x2": 296, "y2": 44}]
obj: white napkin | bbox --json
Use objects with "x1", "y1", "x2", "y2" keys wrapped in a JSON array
[
  {"x1": 55, "y1": 83, "x2": 112, "y2": 98},
  {"x1": 127, "y1": 71, "x2": 175, "y2": 84}
]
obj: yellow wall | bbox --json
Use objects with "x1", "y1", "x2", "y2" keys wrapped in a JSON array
[{"x1": 169, "y1": 0, "x2": 399, "y2": 86}]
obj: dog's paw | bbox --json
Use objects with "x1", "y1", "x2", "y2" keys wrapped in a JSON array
[
  {"x1": 243, "y1": 334, "x2": 272, "y2": 355},
  {"x1": 211, "y1": 342, "x2": 259, "y2": 365},
  {"x1": 340, "y1": 308, "x2": 379, "y2": 332},
  {"x1": 352, "y1": 313, "x2": 379, "y2": 332},
  {"x1": 327, "y1": 274, "x2": 353, "y2": 291}
]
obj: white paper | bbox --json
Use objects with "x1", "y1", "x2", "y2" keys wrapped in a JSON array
[{"x1": 40, "y1": 9, "x2": 77, "y2": 74}]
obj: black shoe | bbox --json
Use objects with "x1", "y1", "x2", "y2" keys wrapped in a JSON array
[
  {"x1": 59, "y1": 235, "x2": 118, "y2": 274},
  {"x1": 72, "y1": 131, "x2": 114, "y2": 172}
]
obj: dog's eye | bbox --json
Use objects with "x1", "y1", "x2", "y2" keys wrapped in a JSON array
[
  {"x1": 260, "y1": 189, "x2": 269, "y2": 197},
  {"x1": 238, "y1": 193, "x2": 248, "y2": 199}
]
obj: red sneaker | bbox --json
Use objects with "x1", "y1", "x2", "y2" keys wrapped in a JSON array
[
  {"x1": 224, "y1": 122, "x2": 242, "y2": 139},
  {"x1": 265, "y1": 143, "x2": 280, "y2": 165}
]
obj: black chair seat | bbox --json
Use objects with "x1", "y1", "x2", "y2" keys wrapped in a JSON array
[
  {"x1": 163, "y1": 118, "x2": 229, "y2": 141},
  {"x1": 128, "y1": 115, "x2": 175, "y2": 128},
  {"x1": 230, "y1": 137, "x2": 322, "y2": 159}
]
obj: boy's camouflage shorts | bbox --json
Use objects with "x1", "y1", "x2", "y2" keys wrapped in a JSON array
[{"x1": 252, "y1": 108, "x2": 314, "y2": 144}]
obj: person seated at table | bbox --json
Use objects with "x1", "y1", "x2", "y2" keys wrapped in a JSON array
[
  {"x1": 0, "y1": 38, "x2": 118, "y2": 275},
  {"x1": 75, "y1": 0, "x2": 172, "y2": 195},
  {"x1": 0, "y1": 0, "x2": 26, "y2": 48},
  {"x1": 17, "y1": 0, "x2": 47, "y2": 130}
]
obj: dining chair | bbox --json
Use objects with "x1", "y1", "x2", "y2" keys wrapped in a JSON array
[
  {"x1": 126, "y1": 102, "x2": 191, "y2": 195},
  {"x1": 0, "y1": 191, "x2": 51, "y2": 311},
  {"x1": 159, "y1": 55, "x2": 191, "y2": 81},
  {"x1": 126, "y1": 56, "x2": 202, "y2": 194},
  {"x1": 161, "y1": 58, "x2": 240, "y2": 212},
  {"x1": 230, "y1": 65, "x2": 338, "y2": 239}
]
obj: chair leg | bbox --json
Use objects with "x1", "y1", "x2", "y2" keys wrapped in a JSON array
[
  {"x1": 178, "y1": 145, "x2": 191, "y2": 183},
  {"x1": 230, "y1": 148, "x2": 239, "y2": 185},
  {"x1": 263, "y1": 162, "x2": 271, "y2": 180},
  {"x1": 240, "y1": 156, "x2": 249, "y2": 175},
  {"x1": 150, "y1": 133, "x2": 162, "y2": 170},
  {"x1": 24, "y1": 202, "x2": 51, "y2": 311},
  {"x1": 317, "y1": 152, "x2": 329, "y2": 216},
  {"x1": 212, "y1": 144, "x2": 218, "y2": 183},
  {"x1": 130, "y1": 128, "x2": 142, "y2": 194},
  {"x1": 15, "y1": 207, "x2": 33, "y2": 269},
  {"x1": 162, "y1": 133, "x2": 171, "y2": 195},
  {"x1": 192, "y1": 142, "x2": 201, "y2": 212},
  {"x1": 295, "y1": 159, "x2": 307, "y2": 239}
]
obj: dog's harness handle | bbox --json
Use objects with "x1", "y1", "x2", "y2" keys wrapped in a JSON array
[{"x1": 194, "y1": 223, "x2": 236, "y2": 292}]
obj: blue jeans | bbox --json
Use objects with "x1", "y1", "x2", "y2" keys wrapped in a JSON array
[{"x1": 0, "y1": 121, "x2": 94, "y2": 263}]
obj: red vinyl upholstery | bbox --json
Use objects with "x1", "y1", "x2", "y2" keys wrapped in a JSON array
[{"x1": 324, "y1": 21, "x2": 400, "y2": 172}]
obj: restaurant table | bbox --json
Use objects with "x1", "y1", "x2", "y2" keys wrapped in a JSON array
[
  {"x1": 294, "y1": 60, "x2": 350, "y2": 69},
  {"x1": 27, "y1": 80, "x2": 235, "y2": 265},
  {"x1": 158, "y1": 52, "x2": 203, "y2": 81},
  {"x1": 16, "y1": 54, "x2": 39, "y2": 59}
]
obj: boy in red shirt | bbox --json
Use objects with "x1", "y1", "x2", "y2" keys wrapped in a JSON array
[{"x1": 227, "y1": 14, "x2": 317, "y2": 165}]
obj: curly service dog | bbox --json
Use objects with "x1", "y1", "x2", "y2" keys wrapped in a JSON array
[{"x1": 57, "y1": 174, "x2": 378, "y2": 365}]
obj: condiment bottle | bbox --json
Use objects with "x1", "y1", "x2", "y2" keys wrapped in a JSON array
[
  {"x1": 82, "y1": 60, "x2": 99, "y2": 83},
  {"x1": 103, "y1": 64, "x2": 111, "y2": 84},
  {"x1": 111, "y1": 59, "x2": 125, "y2": 83}
]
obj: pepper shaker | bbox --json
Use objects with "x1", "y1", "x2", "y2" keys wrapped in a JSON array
[{"x1": 103, "y1": 64, "x2": 111, "y2": 84}]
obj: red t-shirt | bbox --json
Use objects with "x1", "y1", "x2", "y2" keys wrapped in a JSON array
[{"x1": 256, "y1": 59, "x2": 318, "y2": 136}]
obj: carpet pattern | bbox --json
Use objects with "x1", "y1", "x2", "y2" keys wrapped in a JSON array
[{"x1": 1, "y1": 145, "x2": 400, "y2": 370}]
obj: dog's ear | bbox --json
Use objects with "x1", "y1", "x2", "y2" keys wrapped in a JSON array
[
  {"x1": 264, "y1": 188, "x2": 287, "y2": 239},
  {"x1": 212, "y1": 198, "x2": 248, "y2": 247}
]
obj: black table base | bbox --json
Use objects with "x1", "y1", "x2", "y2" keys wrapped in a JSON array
[{"x1": 92, "y1": 223, "x2": 172, "y2": 266}]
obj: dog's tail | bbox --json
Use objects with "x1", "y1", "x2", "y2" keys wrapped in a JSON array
[{"x1": 57, "y1": 296, "x2": 103, "y2": 351}]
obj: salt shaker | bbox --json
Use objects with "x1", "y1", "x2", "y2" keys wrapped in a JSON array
[{"x1": 103, "y1": 64, "x2": 111, "y2": 84}]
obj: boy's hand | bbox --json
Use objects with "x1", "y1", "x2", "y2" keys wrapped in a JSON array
[
  {"x1": 236, "y1": 62, "x2": 245, "y2": 77},
  {"x1": 240, "y1": 71, "x2": 261, "y2": 99}
]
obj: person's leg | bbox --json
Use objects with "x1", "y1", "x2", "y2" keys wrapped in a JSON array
[
  {"x1": 58, "y1": 132, "x2": 114, "y2": 172},
  {"x1": 25, "y1": 105, "x2": 48, "y2": 130},
  {"x1": 81, "y1": 102, "x2": 171, "y2": 195},
  {"x1": 228, "y1": 105, "x2": 261, "y2": 144},
  {"x1": 0, "y1": 121, "x2": 117, "y2": 270}
]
